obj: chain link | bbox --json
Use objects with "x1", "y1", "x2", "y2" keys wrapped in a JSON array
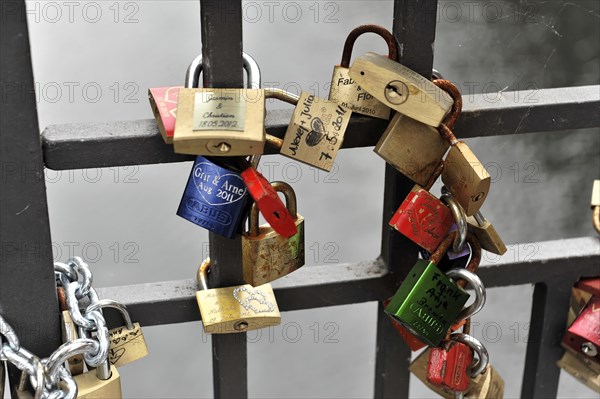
[{"x1": 1, "y1": 257, "x2": 123, "y2": 398}]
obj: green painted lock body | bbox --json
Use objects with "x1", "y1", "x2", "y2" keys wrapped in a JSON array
[{"x1": 385, "y1": 260, "x2": 470, "y2": 347}]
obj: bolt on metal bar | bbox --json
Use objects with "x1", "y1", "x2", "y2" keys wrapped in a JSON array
[{"x1": 0, "y1": 0, "x2": 61, "y2": 393}]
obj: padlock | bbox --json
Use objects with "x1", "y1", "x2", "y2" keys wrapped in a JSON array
[
  {"x1": 467, "y1": 365, "x2": 505, "y2": 399},
  {"x1": 557, "y1": 349, "x2": 600, "y2": 392},
  {"x1": 74, "y1": 361, "x2": 122, "y2": 399},
  {"x1": 562, "y1": 295, "x2": 600, "y2": 365},
  {"x1": 195, "y1": 258, "x2": 281, "y2": 334},
  {"x1": 427, "y1": 340, "x2": 473, "y2": 392},
  {"x1": 389, "y1": 185, "x2": 454, "y2": 253},
  {"x1": 86, "y1": 299, "x2": 149, "y2": 368},
  {"x1": 348, "y1": 52, "x2": 453, "y2": 126},
  {"x1": 328, "y1": 24, "x2": 397, "y2": 119},
  {"x1": 177, "y1": 156, "x2": 253, "y2": 238},
  {"x1": 281, "y1": 91, "x2": 351, "y2": 171},
  {"x1": 61, "y1": 310, "x2": 85, "y2": 375},
  {"x1": 173, "y1": 53, "x2": 264, "y2": 156},
  {"x1": 242, "y1": 181, "x2": 305, "y2": 286},
  {"x1": 466, "y1": 211, "x2": 507, "y2": 255},
  {"x1": 385, "y1": 232, "x2": 485, "y2": 347},
  {"x1": 375, "y1": 113, "x2": 450, "y2": 186},
  {"x1": 591, "y1": 180, "x2": 600, "y2": 234},
  {"x1": 148, "y1": 53, "x2": 203, "y2": 143}
]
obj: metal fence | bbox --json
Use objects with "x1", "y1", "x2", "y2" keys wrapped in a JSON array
[{"x1": 1, "y1": 0, "x2": 599, "y2": 398}]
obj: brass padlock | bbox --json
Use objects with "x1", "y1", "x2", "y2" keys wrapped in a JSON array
[
  {"x1": 173, "y1": 53, "x2": 265, "y2": 156},
  {"x1": 61, "y1": 310, "x2": 85, "y2": 375},
  {"x1": 328, "y1": 24, "x2": 397, "y2": 119},
  {"x1": 375, "y1": 113, "x2": 449, "y2": 186},
  {"x1": 592, "y1": 180, "x2": 600, "y2": 234},
  {"x1": 242, "y1": 181, "x2": 305, "y2": 286},
  {"x1": 282, "y1": 91, "x2": 351, "y2": 171},
  {"x1": 466, "y1": 212, "x2": 507, "y2": 255},
  {"x1": 74, "y1": 361, "x2": 122, "y2": 399},
  {"x1": 557, "y1": 349, "x2": 600, "y2": 392},
  {"x1": 467, "y1": 365, "x2": 505, "y2": 399},
  {"x1": 195, "y1": 258, "x2": 281, "y2": 334},
  {"x1": 86, "y1": 299, "x2": 149, "y2": 368},
  {"x1": 348, "y1": 52, "x2": 453, "y2": 126}
]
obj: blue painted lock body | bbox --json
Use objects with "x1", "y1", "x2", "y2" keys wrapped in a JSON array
[{"x1": 177, "y1": 156, "x2": 250, "y2": 238}]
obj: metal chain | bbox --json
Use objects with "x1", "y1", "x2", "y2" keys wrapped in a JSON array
[{"x1": 0, "y1": 257, "x2": 119, "y2": 398}]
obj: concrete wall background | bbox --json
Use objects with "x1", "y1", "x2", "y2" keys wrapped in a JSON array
[{"x1": 13, "y1": 0, "x2": 600, "y2": 397}]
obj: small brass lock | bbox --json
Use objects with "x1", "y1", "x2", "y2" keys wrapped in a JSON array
[
  {"x1": 242, "y1": 181, "x2": 305, "y2": 286},
  {"x1": 86, "y1": 299, "x2": 149, "y2": 368},
  {"x1": 195, "y1": 258, "x2": 281, "y2": 334},
  {"x1": 466, "y1": 211, "x2": 507, "y2": 255},
  {"x1": 558, "y1": 348, "x2": 600, "y2": 392},
  {"x1": 467, "y1": 364, "x2": 505, "y2": 399},
  {"x1": 328, "y1": 24, "x2": 397, "y2": 119},
  {"x1": 173, "y1": 53, "x2": 265, "y2": 156},
  {"x1": 74, "y1": 361, "x2": 122, "y2": 399},
  {"x1": 348, "y1": 52, "x2": 453, "y2": 127}
]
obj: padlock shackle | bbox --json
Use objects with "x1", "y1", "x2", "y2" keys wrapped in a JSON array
[
  {"x1": 45, "y1": 338, "x2": 99, "y2": 383},
  {"x1": 340, "y1": 24, "x2": 398, "y2": 68},
  {"x1": 433, "y1": 79, "x2": 462, "y2": 131},
  {"x1": 197, "y1": 258, "x2": 211, "y2": 291},
  {"x1": 446, "y1": 268, "x2": 486, "y2": 323},
  {"x1": 450, "y1": 332, "x2": 490, "y2": 378},
  {"x1": 185, "y1": 52, "x2": 262, "y2": 89},
  {"x1": 265, "y1": 134, "x2": 283, "y2": 151},
  {"x1": 264, "y1": 88, "x2": 299, "y2": 105},
  {"x1": 86, "y1": 299, "x2": 134, "y2": 330},
  {"x1": 440, "y1": 190, "x2": 468, "y2": 253},
  {"x1": 249, "y1": 181, "x2": 298, "y2": 237}
]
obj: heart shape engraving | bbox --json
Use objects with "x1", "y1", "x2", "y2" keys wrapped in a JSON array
[
  {"x1": 233, "y1": 287, "x2": 275, "y2": 314},
  {"x1": 192, "y1": 161, "x2": 247, "y2": 206},
  {"x1": 109, "y1": 348, "x2": 126, "y2": 365}
]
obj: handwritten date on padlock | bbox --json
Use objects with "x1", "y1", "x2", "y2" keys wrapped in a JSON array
[{"x1": 241, "y1": 167, "x2": 297, "y2": 238}]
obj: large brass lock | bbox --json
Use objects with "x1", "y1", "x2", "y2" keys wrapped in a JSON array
[
  {"x1": 385, "y1": 235, "x2": 486, "y2": 346},
  {"x1": 74, "y1": 361, "x2": 122, "y2": 399},
  {"x1": 173, "y1": 53, "x2": 265, "y2": 156},
  {"x1": 195, "y1": 258, "x2": 281, "y2": 334},
  {"x1": 328, "y1": 24, "x2": 398, "y2": 119},
  {"x1": 348, "y1": 53, "x2": 453, "y2": 126},
  {"x1": 242, "y1": 181, "x2": 305, "y2": 286}
]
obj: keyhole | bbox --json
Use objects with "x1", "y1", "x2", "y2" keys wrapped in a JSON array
[
  {"x1": 234, "y1": 321, "x2": 249, "y2": 331},
  {"x1": 273, "y1": 211, "x2": 281, "y2": 220},
  {"x1": 384, "y1": 81, "x2": 409, "y2": 105}
]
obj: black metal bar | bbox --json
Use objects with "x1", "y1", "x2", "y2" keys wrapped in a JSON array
[
  {"x1": 0, "y1": 0, "x2": 61, "y2": 392},
  {"x1": 521, "y1": 279, "x2": 573, "y2": 398},
  {"x1": 41, "y1": 86, "x2": 600, "y2": 170},
  {"x1": 375, "y1": 1, "x2": 439, "y2": 397},
  {"x1": 199, "y1": 1, "x2": 247, "y2": 398}
]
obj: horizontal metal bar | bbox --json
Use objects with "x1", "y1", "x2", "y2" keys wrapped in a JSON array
[
  {"x1": 42, "y1": 85, "x2": 600, "y2": 170},
  {"x1": 97, "y1": 237, "x2": 599, "y2": 327}
]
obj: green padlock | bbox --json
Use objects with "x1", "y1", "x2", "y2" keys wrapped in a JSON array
[{"x1": 385, "y1": 233, "x2": 485, "y2": 346}]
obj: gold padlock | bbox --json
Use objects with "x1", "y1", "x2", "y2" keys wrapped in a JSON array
[
  {"x1": 86, "y1": 300, "x2": 149, "y2": 368},
  {"x1": 348, "y1": 52, "x2": 453, "y2": 127},
  {"x1": 591, "y1": 180, "x2": 600, "y2": 234},
  {"x1": 195, "y1": 258, "x2": 281, "y2": 334},
  {"x1": 74, "y1": 361, "x2": 122, "y2": 399},
  {"x1": 173, "y1": 53, "x2": 264, "y2": 156},
  {"x1": 374, "y1": 113, "x2": 449, "y2": 186},
  {"x1": 557, "y1": 349, "x2": 600, "y2": 392},
  {"x1": 61, "y1": 310, "x2": 85, "y2": 375},
  {"x1": 466, "y1": 212, "x2": 507, "y2": 255},
  {"x1": 242, "y1": 181, "x2": 305, "y2": 286},
  {"x1": 328, "y1": 24, "x2": 397, "y2": 119},
  {"x1": 282, "y1": 91, "x2": 351, "y2": 172},
  {"x1": 467, "y1": 365, "x2": 505, "y2": 399},
  {"x1": 442, "y1": 141, "x2": 491, "y2": 216}
]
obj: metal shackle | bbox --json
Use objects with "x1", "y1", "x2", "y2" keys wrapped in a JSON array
[
  {"x1": 249, "y1": 181, "x2": 298, "y2": 237},
  {"x1": 86, "y1": 299, "x2": 135, "y2": 330},
  {"x1": 441, "y1": 187, "x2": 468, "y2": 253},
  {"x1": 185, "y1": 52, "x2": 262, "y2": 89},
  {"x1": 264, "y1": 88, "x2": 299, "y2": 105},
  {"x1": 196, "y1": 258, "x2": 211, "y2": 291},
  {"x1": 446, "y1": 268, "x2": 486, "y2": 322},
  {"x1": 450, "y1": 332, "x2": 490, "y2": 378},
  {"x1": 340, "y1": 24, "x2": 399, "y2": 67},
  {"x1": 433, "y1": 78, "x2": 462, "y2": 132}
]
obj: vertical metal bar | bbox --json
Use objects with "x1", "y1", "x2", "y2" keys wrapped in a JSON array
[
  {"x1": 0, "y1": 0, "x2": 61, "y2": 391},
  {"x1": 199, "y1": 1, "x2": 248, "y2": 398},
  {"x1": 521, "y1": 280, "x2": 572, "y2": 398},
  {"x1": 375, "y1": 1, "x2": 439, "y2": 397}
]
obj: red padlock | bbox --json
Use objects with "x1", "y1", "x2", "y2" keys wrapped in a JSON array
[
  {"x1": 148, "y1": 86, "x2": 181, "y2": 143},
  {"x1": 563, "y1": 295, "x2": 600, "y2": 364},
  {"x1": 241, "y1": 165, "x2": 297, "y2": 238},
  {"x1": 389, "y1": 185, "x2": 454, "y2": 253},
  {"x1": 427, "y1": 341, "x2": 473, "y2": 392}
]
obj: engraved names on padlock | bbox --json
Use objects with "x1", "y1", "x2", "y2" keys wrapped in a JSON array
[
  {"x1": 107, "y1": 323, "x2": 147, "y2": 368},
  {"x1": 193, "y1": 91, "x2": 246, "y2": 132},
  {"x1": 329, "y1": 67, "x2": 391, "y2": 119}
]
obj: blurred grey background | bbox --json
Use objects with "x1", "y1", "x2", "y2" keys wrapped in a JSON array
[{"x1": 17, "y1": 0, "x2": 600, "y2": 397}]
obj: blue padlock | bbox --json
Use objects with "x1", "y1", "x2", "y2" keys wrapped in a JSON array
[
  {"x1": 177, "y1": 156, "x2": 250, "y2": 238},
  {"x1": 176, "y1": 52, "x2": 261, "y2": 238}
]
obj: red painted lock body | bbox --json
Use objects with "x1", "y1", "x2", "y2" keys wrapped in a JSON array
[
  {"x1": 241, "y1": 166, "x2": 297, "y2": 238},
  {"x1": 563, "y1": 296, "x2": 600, "y2": 364},
  {"x1": 577, "y1": 278, "x2": 600, "y2": 297},
  {"x1": 389, "y1": 186, "x2": 454, "y2": 253},
  {"x1": 148, "y1": 86, "x2": 182, "y2": 143},
  {"x1": 427, "y1": 342, "x2": 472, "y2": 392}
]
